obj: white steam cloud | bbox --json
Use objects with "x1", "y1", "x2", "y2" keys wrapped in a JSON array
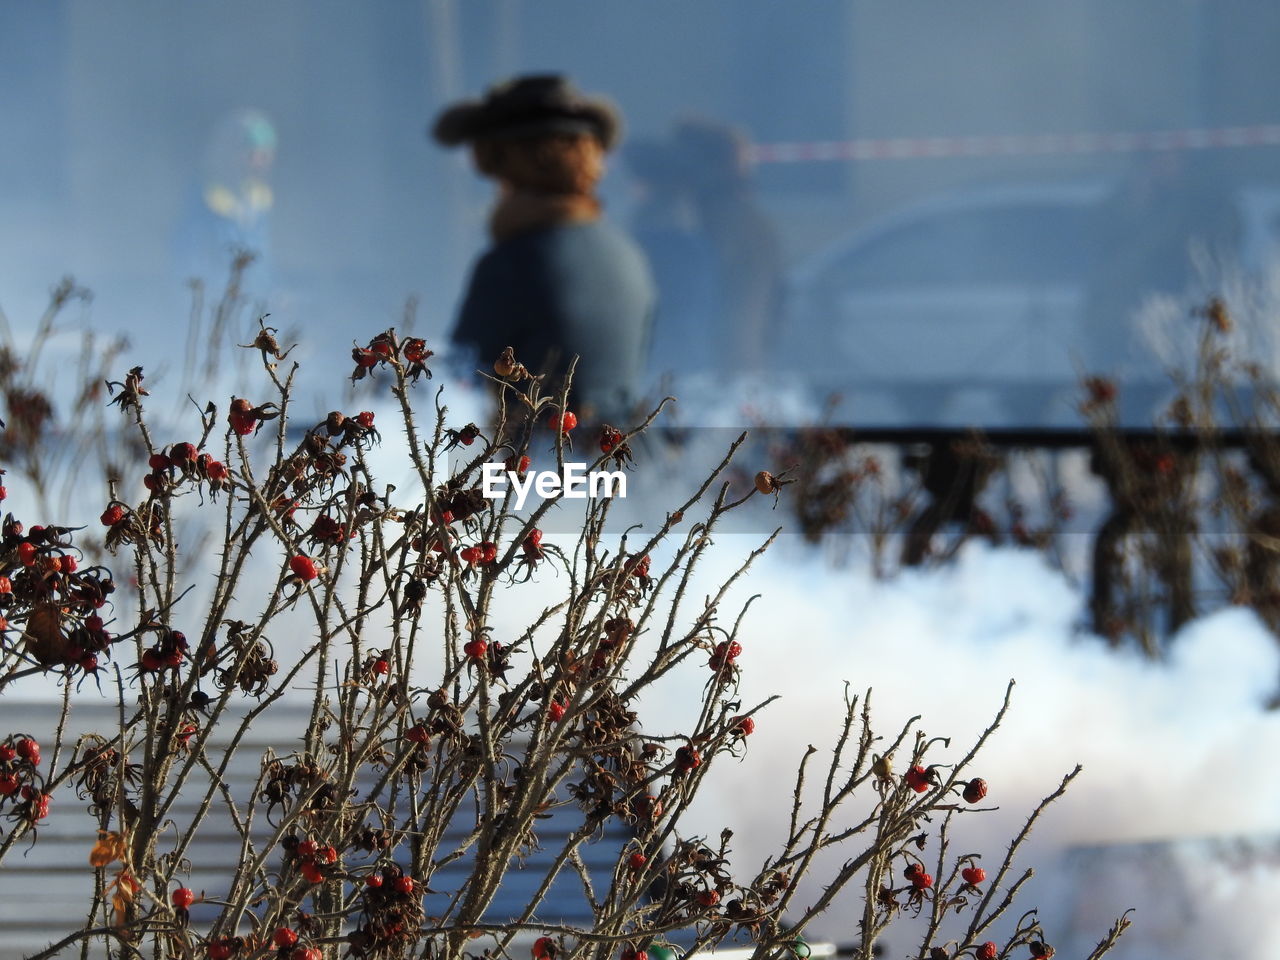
[{"x1": 662, "y1": 537, "x2": 1280, "y2": 956}]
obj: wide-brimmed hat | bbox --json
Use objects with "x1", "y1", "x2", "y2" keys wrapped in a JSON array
[{"x1": 432, "y1": 74, "x2": 622, "y2": 151}]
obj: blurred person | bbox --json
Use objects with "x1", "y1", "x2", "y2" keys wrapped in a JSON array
[
  {"x1": 173, "y1": 108, "x2": 277, "y2": 297},
  {"x1": 624, "y1": 136, "x2": 723, "y2": 380},
  {"x1": 433, "y1": 74, "x2": 655, "y2": 422},
  {"x1": 671, "y1": 118, "x2": 783, "y2": 375}
]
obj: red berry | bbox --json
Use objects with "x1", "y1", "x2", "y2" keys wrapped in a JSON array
[
  {"x1": 404, "y1": 338, "x2": 431, "y2": 364},
  {"x1": 621, "y1": 949, "x2": 647, "y2": 960},
  {"x1": 206, "y1": 460, "x2": 229, "y2": 481},
  {"x1": 459, "y1": 545, "x2": 480, "y2": 564},
  {"x1": 547, "y1": 699, "x2": 566, "y2": 722},
  {"x1": 394, "y1": 875, "x2": 415, "y2": 895},
  {"x1": 172, "y1": 442, "x2": 197, "y2": 462},
  {"x1": 904, "y1": 862, "x2": 923, "y2": 882},
  {"x1": 101, "y1": 504, "x2": 125, "y2": 526},
  {"x1": 963, "y1": 777, "x2": 988, "y2": 803},
  {"x1": 296, "y1": 839, "x2": 318, "y2": 858},
  {"x1": 709, "y1": 640, "x2": 742, "y2": 670},
  {"x1": 149, "y1": 452, "x2": 170, "y2": 471},
  {"x1": 289, "y1": 555, "x2": 318, "y2": 581},
  {"x1": 356, "y1": 410, "x2": 375, "y2": 428},
  {"x1": 525, "y1": 528, "x2": 543, "y2": 548},
  {"x1": 17, "y1": 542, "x2": 36, "y2": 566},
  {"x1": 731, "y1": 715, "x2": 755, "y2": 737},
  {"x1": 141, "y1": 648, "x2": 164, "y2": 672},
  {"x1": 0, "y1": 744, "x2": 14, "y2": 763},
  {"x1": 405, "y1": 723, "x2": 431, "y2": 745},
  {"x1": 208, "y1": 942, "x2": 235, "y2": 960},
  {"x1": 228, "y1": 399, "x2": 257, "y2": 434},
  {"x1": 628, "y1": 852, "x2": 647, "y2": 870},
  {"x1": 905, "y1": 764, "x2": 931, "y2": 793},
  {"x1": 319, "y1": 844, "x2": 338, "y2": 864},
  {"x1": 911, "y1": 871, "x2": 933, "y2": 890},
  {"x1": 696, "y1": 889, "x2": 720, "y2": 907},
  {"x1": 30, "y1": 792, "x2": 50, "y2": 819},
  {"x1": 548, "y1": 411, "x2": 578, "y2": 433},
  {"x1": 463, "y1": 639, "x2": 488, "y2": 660},
  {"x1": 977, "y1": 943, "x2": 998, "y2": 960},
  {"x1": 299, "y1": 859, "x2": 325, "y2": 884},
  {"x1": 0, "y1": 774, "x2": 19, "y2": 795},
  {"x1": 290, "y1": 950, "x2": 322, "y2": 960},
  {"x1": 961, "y1": 866, "x2": 986, "y2": 886},
  {"x1": 60, "y1": 555, "x2": 77, "y2": 573},
  {"x1": 373, "y1": 658, "x2": 390, "y2": 676},
  {"x1": 172, "y1": 886, "x2": 195, "y2": 909},
  {"x1": 675, "y1": 746, "x2": 701, "y2": 773},
  {"x1": 0, "y1": 486, "x2": 6, "y2": 500},
  {"x1": 365, "y1": 873, "x2": 383, "y2": 888},
  {"x1": 634, "y1": 794, "x2": 662, "y2": 820},
  {"x1": 16, "y1": 738, "x2": 40, "y2": 765},
  {"x1": 478, "y1": 541, "x2": 498, "y2": 564},
  {"x1": 273, "y1": 928, "x2": 299, "y2": 949},
  {"x1": 533, "y1": 936, "x2": 557, "y2": 960},
  {"x1": 0, "y1": 576, "x2": 11, "y2": 594}
]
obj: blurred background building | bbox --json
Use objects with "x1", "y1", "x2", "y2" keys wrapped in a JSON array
[{"x1": 2, "y1": 0, "x2": 1278, "y2": 407}]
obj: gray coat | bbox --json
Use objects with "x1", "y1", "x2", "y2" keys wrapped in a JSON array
[{"x1": 451, "y1": 220, "x2": 655, "y2": 420}]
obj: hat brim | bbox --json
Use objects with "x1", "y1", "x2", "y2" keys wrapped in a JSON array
[{"x1": 431, "y1": 98, "x2": 621, "y2": 151}]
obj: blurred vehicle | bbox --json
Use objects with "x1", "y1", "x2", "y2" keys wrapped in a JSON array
[{"x1": 784, "y1": 179, "x2": 1280, "y2": 427}]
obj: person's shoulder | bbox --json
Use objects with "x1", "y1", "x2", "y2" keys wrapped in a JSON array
[
  {"x1": 462, "y1": 243, "x2": 505, "y2": 278},
  {"x1": 556, "y1": 220, "x2": 650, "y2": 264},
  {"x1": 494, "y1": 222, "x2": 654, "y2": 298},
  {"x1": 577, "y1": 217, "x2": 641, "y2": 246}
]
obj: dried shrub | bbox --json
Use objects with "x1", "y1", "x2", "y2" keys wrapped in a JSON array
[{"x1": 0, "y1": 285, "x2": 1126, "y2": 960}]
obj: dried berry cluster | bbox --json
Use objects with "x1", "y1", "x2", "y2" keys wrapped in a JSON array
[
  {"x1": 142, "y1": 442, "x2": 231, "y2": 497},
  {"x1": 350, "y1": 330, "x2": 433, "y2": 384},
  {"x1": 0, "y1": 735, "x2": 49, "y2": 827},
  {"x1": 0, "y1": 509, "x2": 121, "y2": 675},
  {"x1": 347, "y1": 864, "x2": 425, "y2": 958}
]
